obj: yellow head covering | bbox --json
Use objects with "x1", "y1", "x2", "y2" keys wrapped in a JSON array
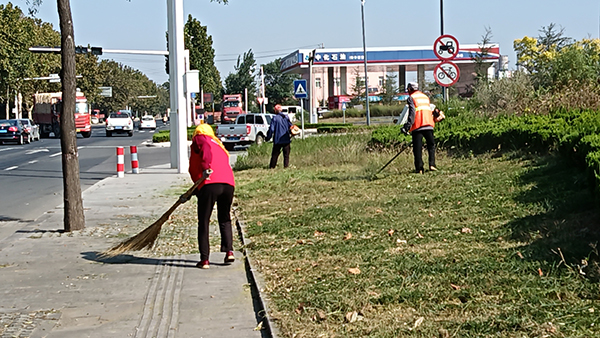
[{"x1": 193, "y1": 124, "x2": 229, "y2": 156}]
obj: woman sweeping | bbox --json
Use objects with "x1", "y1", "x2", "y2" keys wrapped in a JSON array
[{"x1": 189, "y1": 124, "x2": 236, "y2": 269}]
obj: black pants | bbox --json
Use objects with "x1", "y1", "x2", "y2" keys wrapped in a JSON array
[
  {"x1": 412, "y1": 129, "x2": 436, "y2": 172},
  {"x1": 196, "y1": 183, "x2": 235, "y2": 262},
  {"x1": 269, "y1": 143, "x2": 291, "y2": 169}
]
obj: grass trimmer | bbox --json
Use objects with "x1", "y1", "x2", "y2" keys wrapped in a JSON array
[
  {"x1": 100, "y1": 169, "x2": 212, "y2": 258},
  {"x1": 370, "y1": 142, "x2": 411, "y2": 180}
]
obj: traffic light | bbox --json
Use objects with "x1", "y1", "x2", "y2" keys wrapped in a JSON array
[
  {"x1": 90, "y1": 47, "x2": 102, "y2": 56},
  {"x1": 75, "y1": 46, "x2": 88, "y2": 54}
]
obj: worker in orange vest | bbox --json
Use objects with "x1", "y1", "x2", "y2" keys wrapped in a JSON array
[{"x1": 401, "y1": 82, "x2": 438, "y2": 174}]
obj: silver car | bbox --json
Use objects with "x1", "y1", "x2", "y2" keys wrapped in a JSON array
[{"x1": 19, "y1": 119, "x2": 40, "y2": 142}]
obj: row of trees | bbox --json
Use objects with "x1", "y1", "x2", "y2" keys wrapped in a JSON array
[{"x1": 0, "y1": 2, "x2": 169, "y2": 119}]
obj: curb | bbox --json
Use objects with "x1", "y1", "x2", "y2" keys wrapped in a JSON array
[{"x1": 234, "y1": 208, "x2": 280, "y2": 338}]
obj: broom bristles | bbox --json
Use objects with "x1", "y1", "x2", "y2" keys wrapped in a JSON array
[
  {"x1": 99, "y1": 171, "x2": 212, "y2": 258},
  {"x1": 100, "y1": 214, "x2": 169, "y2": 258}
]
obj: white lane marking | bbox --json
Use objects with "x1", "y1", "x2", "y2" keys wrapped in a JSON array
[
  {"x1": 25, "y1": 149, "x2": 50, "y2": 155},
  {"x1": 50, "y1": 152, "x2": 61, "y2": 158},
  {"x1": 0, "y1": 147, "x2": 16, "y2": 152},
  {"x1": 29, "y1": 160, "x2": 38, "y2": 164},
  {"x1": 4, "y1": 166, "x2": 18, "y2": 171}
]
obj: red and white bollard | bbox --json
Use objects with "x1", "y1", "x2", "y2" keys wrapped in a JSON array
[
  {"x1": 130, "y1": 145, "x2": 139, "y2": 174},
  {"x1": 116, "y1": 146, "x2": 125, "y2": 178}
]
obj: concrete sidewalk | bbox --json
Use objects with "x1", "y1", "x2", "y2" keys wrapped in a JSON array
[{"x1": 0, "y1": 165, "x2": 268, "y2": 338}]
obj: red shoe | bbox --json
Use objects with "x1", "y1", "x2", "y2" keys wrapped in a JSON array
[
  {"x1": 196, "y1": 260, "x2": 209, "y2": 269},
  {"x1": 224, "y1": 251, "x2": 235, "y2": 264}
]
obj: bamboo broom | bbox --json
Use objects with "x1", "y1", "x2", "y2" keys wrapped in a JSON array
[{"x1": 100, "y1": 169, "x2": 212, "y2": 258}]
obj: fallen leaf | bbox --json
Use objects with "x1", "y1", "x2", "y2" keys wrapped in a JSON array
[
  {"x1": 295, "y1": 303, "x2": 305, "y2": 314},
  {"x1": 538, "y1": 268, "x2": 544, "y2": 276},
  {"x1": 367, "y1": 291, "x2": 380, "y2": 297},
  {"x1": 295, "y1": 267, "x2": 302, "y2": 272},
  {"x1": 416, "y1": 232, "x2": 424, "y2": 239},
  {"x1": 387, "y1": 229, "x2": 394, "y2": 236},
  {"x1": 397, "y1": 239, "x2": 407, "y2": 244},
  {"x1": 297, "y1": 239, "x2": 305, "y2": 244},
  {"x1": 348, "y1": 267, "x2": 361, "y2": 275},
  {"x1": 257, "y1": 221, "x2": 263, "y2": 226},
  {"x1": 450, "y1": 283, "x2": 461, "y2": 290},
  {"x1": 343, "y1": 232, "x2": 352, "y2": 240},
  {"x1": 457, "y1": 201, "x2": 462, "y2": 205},
  {"x1": 253, "y1": 321, "x2": 263, "y2": 331},
  {"x1": 413, "y1": 316, "x2": 424, "y2": 329},
  {"x1": 429, "y1": 213, "x2": 434, "y2": 217},
  {"x1": 517, "y1": 252, "x2": 524, "y2": 259},
  {"x1": 314, "y1": 231, "x2": 325, "y2": 237},
  {"x1": 317, "y1": 309, "x2": 327, "y2": 321},
  {"x1": 461, "y1": 227, "x2": 472, "y2": 234},
  {"x1": 345, "y1": 311, "x2": 358, "y2": 323},
  {"x1": 376, "y1": 209, "x2": 383, "y2": 213}
]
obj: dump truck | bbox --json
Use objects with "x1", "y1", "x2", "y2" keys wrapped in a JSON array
[{"x1": 32, "y1": 90, "x2": 92, "y2": 138}]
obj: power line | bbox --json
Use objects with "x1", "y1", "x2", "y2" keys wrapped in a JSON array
[{"x1": 215, "y1": 43, "x2": 322, "y2": 57}]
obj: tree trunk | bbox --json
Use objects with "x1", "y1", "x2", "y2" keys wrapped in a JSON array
[{"x1": 57, "y1": 0, "x2": 85, "y2": 232}]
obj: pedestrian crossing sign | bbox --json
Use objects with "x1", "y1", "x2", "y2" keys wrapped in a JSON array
[{"x1": 293, "y1": 79, "x2": 308, "y2": 99}]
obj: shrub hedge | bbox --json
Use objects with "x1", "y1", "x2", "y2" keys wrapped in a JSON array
[
  {"x1": 371, "y1": 109, "x2": 600, "y2": 196},
  {"x1": 151, "y1": 125, "x2": 216, "y2": 143}
]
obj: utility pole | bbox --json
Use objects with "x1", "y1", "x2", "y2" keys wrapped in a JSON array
[
  {"x1": 441, "y1": 0, "x2": 447, "y2": 103},
  {"x1": 309, "y1": 49, "x2": 316, "y2": 123},
  {"x1": 361, "y1": 0, "x2": 370, "y2": 126},
  {"x1": 167, "y1": 0, "x2": 188, "y2": 173},
  {"x1": 57, "y1": 0, "x2": 85, "y2": 231},
  {"x1": 260, "y1": 65, "x2": 266, "y2": 114}
]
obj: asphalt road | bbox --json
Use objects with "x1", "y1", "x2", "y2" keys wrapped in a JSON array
[{"x1": 0, "y1": 122, "x2": 172, "y2": 222}]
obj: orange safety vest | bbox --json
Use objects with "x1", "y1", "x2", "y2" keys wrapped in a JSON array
[{"x1": 409, "y1": 91, "x2": 434, "y2": 132}]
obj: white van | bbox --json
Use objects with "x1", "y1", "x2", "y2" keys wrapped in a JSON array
[{"x1": 280, "y1": 105, "x2": 302, "y2": 122}]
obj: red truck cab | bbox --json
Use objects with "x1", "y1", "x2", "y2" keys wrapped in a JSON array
[{"x1": 221, "y1": 94, "x2": 244, "y2": 124}]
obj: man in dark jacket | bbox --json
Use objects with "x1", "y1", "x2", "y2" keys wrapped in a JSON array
[{"x1": 266, "y1": 104, "x2": 293, "y2": 168}]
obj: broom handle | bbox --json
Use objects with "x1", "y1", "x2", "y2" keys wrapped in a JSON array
[
  {"x1": 160, "y1": 169, "x2": 213, "y2": 220},
  {"x1": 180, "y1": 169, "x2": 213, "y2": 202}
]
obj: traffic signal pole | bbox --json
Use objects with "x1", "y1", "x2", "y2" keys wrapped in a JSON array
[{"x1": 167, "y1": 0, "x2": 188, "y2": 173}]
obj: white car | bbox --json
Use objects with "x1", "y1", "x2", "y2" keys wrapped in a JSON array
[
  {"x1": 139, "y1": 116, "x2": 157, "y2": 130},
  {"x1": 106, "y1": 111, "x2": 134, "y2": 137}
]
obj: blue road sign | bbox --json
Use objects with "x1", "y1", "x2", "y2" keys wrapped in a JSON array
[{"x1": 293, "y1": 79, "x2": 308, "y2": 99}]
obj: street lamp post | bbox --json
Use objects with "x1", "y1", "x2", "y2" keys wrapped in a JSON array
[{"x1": 361, "y1": 0, "x2": 370, "y2": 126}]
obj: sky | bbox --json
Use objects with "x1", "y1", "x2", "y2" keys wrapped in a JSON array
[{"x1": 5, "y1": 0, "x2": 600, "y2": 85}]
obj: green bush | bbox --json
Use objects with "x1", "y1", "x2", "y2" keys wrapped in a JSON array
[
  {"x1": 323, "y1": 105, "x2": 406, "y2": 118},
  {"x1": 152, "y1": 125, "x2": 216, "y2": 143},
  {"x1": 371, "y1": 109, "x2": 600, "y2": 201}
]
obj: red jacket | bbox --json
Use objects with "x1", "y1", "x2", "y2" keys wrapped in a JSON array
[{"x1": 189, "y1": 134, "x2": 235, "y2": 189}]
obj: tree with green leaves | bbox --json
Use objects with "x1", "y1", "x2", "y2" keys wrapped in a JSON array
[
  {"x1": 380, "y1": 73, "x2": 399, "y2": 105},
  {"x1": 185, "y1": 15, "x2": 221, "y2": 102},
  {"x1": 473, "y1": 26, "x2": 494, "y2": 85},
  {"x1": 165, "y1": 14, "x2": 221, "y2": 108},
  {"x1": 350, "y1": 68, "x2": 365, "y2": 106},
  {"x1": 0, "y1": 3, "x2": 61, "y2": 118},
  {"x1": 262, "y1": 57, "x2": 299, "y2": 108},
  {"x1": 537, "y1": 23, "x2": 572, "y2": 52},
  {"x1": 224, "y1": 49, "x2": 257, "y2": 111},
  {"x1": 513, "y1": 24, "x2": 600, "y2": 90}
]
